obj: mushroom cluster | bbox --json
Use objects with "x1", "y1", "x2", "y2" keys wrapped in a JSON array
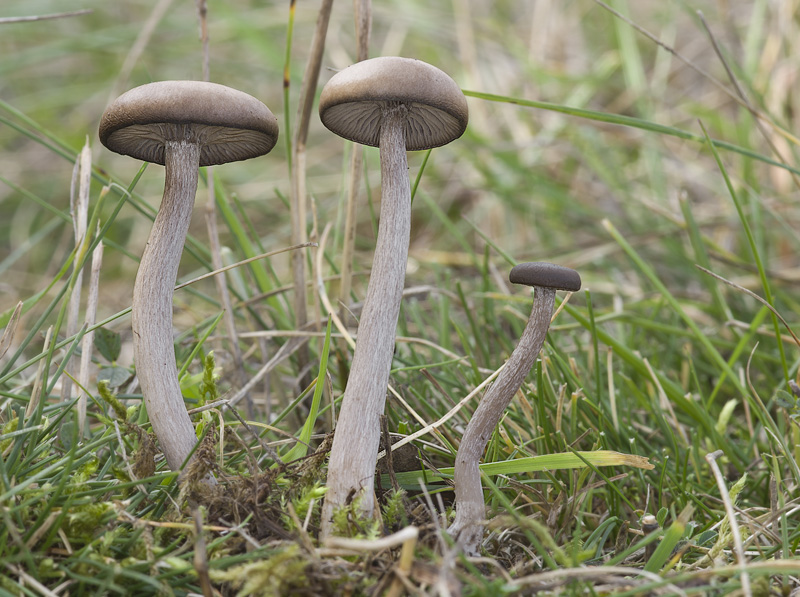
[
  {"x1": 317, "y1": 57, "x2": 468, "y2": 534},
  {"x1": 99, "y1": 81, "x2": 278, "y2": 473},
  {"x1": 98, "y1": 60, "x2": 580, "y2": 559}
]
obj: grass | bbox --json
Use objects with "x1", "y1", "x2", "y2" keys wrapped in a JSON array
[{"x1": 2, "y1": 0, "x2": 800, "y2": 594}]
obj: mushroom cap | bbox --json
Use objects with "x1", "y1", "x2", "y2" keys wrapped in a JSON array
[
  {"x1": 509, "y1": 262, "x2": 582, "y2": 292},
  {"x1": 318, "y1": 56, "x2": 468, "y2": 151},
  {"x1": 99, "y1": 81, "x2": 279, "y2": 167}
]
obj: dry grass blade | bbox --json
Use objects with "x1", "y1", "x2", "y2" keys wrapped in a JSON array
[
  {"x1": 377, "y1": 367, "x2": 502, "y2": 458},
  {"x1": 323, "y1": 525, "x2": 418, "y2": 553},
  {"x1": 0, "y1": 301, "x2": 22, "y2": 360},
  {"x1": 61, "y1": 141, "x2": 91, "y2": 404},
  {"x1": 3, "y1": 563, "x2": 59, "y2": 597},
  {"x1": 315, "y1": 222, "x2": 355, "y2": 353},
  {"x1": 592, "y1": 0, "x2": 744, "y2": 110},
  {"x1": 290, "y1": 0, "x2": 334, "y2": 379},
  {"x1": 696, "y1": 10, "x2": 800, "y2": 191},
  {"x1": 513, "y1": 565, "x2": 688, "y2": 596},
  {"x1": 227, "y1": 336, "x2": 307, "y2": 409},
  {"x1": 78, "y1": 222, "x2": 102, "y2": 435},
  {"x1": 174, "y1": 243, "x2": 317, "y2": 291},
  {"x1": 386, "y1": 522, "x2": 418, "y2": 597},
  {"x1": 705, "y1": 450, "x2": 751, "y2": 597},
  {"x1": 194, "y1": 0, "x2": 254, "y2": 416},
  {"x1": 192, "y1": 508, "x2": 213, "y2": 597},
  {"x1": 696, "y1": 265, "x2": 800, "y2": 350},
  {"x1": 339, "y1": 0, "x2": 372, "y2": 323},
  {"x1": 26, "y1": 326, "x2": 53, "y2": 418},
  {"x1": 0, "y1": 10, "x2": 92, "y2": 24},
  {"x1": 107, "y1": 0, "x2": 173, "y2": 103}
]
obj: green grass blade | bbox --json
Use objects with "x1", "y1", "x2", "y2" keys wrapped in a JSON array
[{"x1": 283, "y1": 317, "x2": 332, "y2": 462}]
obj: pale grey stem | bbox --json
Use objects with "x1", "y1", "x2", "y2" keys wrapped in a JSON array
[
  {"x1": 449, "y1": 287, "x2": 556, "y2": 555},
  {"x1": 321, "y1": 105, "x2": 410, "y2": 536},
  {"x1": 132, "y1": 140, "x2": 203, "y2": 473}
]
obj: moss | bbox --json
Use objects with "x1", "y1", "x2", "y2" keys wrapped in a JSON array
[{"x1": 211, "y1": 544, "x2": 310, "y2": 597}]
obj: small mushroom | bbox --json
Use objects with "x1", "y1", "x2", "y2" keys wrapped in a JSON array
[
  {"x1": 641, "y1": 514, "x2": 660, "y2": 561},
  {"x1": 99, "y1": 81, "x2": 278, "y2": 473},
  {"x1": 318, "y1": 57, "x2": 468, "y2": 534},
  {"x1": 449, "y1": 262, "x2": 581, "y2": 554}
]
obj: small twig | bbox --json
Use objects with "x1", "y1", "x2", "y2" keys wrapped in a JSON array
[
  {"x1": 3, "y1": 563, "x2": 58, "y2": 597},
  {"x1": 376, "y1": 367, "x2": 501, "y2": 459},
  {"x1": 78, "y1": 221, "x2": 103, "y2": 436},
  {"x1": 386, "y1": 524, "x2": 418, "y2": 597},
  {"x1": 174, "y1": 243, "x2": 317, "y2": 291},
  {"x1": 289, "y1": 0, "x2": 335, "y2": 385},
  {"x1": 315, "y1": 222, "x2": 355, "y2": 354},
  {"x1": 227, "y1": 336, "x2": 308, "y2": 406},
  {"x1": 113, "y1": 421, "x2": 149, "y2": 498},
  {"x1": 0, "y1": 10, "x2": 92, "y2": 24},
  {"x1": 192, "y1": 508, "x2": 213, "y2": 597},
  {"x1": 186, "y1": 399, "x2": 231, "y2": 415},
  {"x1": 106, "y1": 0, "x2": 173, "y2": 104},
  {"x1": 217, "y1": 517, "x2": 261, "y2": 550},
  {"x1": 513, "y1": 565, "x2": 687, "y2": 596},
  {"x1": 696, "y1": 10, "x2": 800, "y2": 191},
  {"x1": 705, "y1": 450, "x2": 751, "y2": 597},
  {"x1": 385, "y1": 384, "x2": 434, "y2": 439},
  {"x1": 303, "y1": 498, "x2": 315, "y2": 533},
  {"x1": 380, "y1": 415, "x2": 400, "y2": 493},
  {"x1": 324, "y1": 525, "x2": 418, "y2": 552},
  {"x1": 26, "y1": 326, "x2": 53, "y2": 418},
  {"x1": 420, "y1": 368, "x2": 456, "y2": 407},
  {"x1": 236, "y1": 328, "x2": 471, "y2": 365},
  {"x1": 195, "y1": 0, "x2": 253, "y2": 417},
  {"x1": 62, "y1": 142, "x2": 91, "y2": 406},
  {"x1": 0, "y1": 302, "x2": 23, "y2": 360},
  {"x1": 590, "y1": 1, "x2": 745, "y2": 110},
  {"x1": 642, "y1": 357, "x2": 688, "y2": 443},
  {"x1": 339, "y1": 0, "x2": 372, "y2": 322},
  {"x1": 696, "y1": 265, "x2": 800, "y2": 350},
  {"x1": 221, "y1": 402, "x2": 284, "y2": 467},
  {"x1": 286, "y1": 502, "x2": 318, "y2": 559},
  {"x1": 195, "y1": 0, "x2": 210, "y2": 81}
]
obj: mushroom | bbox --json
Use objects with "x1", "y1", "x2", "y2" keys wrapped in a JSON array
[
  {"x1": 449, "y1": 262, "x2": 581, "y2": 554},
  {"x1": 99, "y1": 81, "x2": 278, "y2": 473},
  {"x1": 318, "y1": 57, "x2": 468, "y2": 533}
]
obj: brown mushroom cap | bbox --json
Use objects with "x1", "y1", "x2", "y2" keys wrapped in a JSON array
[
  {"x1": 318, "y1": 57, "x2": 468, "y2": 151},
  {"x1": 99, "y1": 81, "x2": 279, "y2": 167},
  {"x1": 509, "y1": 262, "x2": 582, "y2": 292}
]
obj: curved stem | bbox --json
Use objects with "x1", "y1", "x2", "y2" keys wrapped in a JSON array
[
  {"x1": 449, "y1": 287, "x2": 556, "y2": 554},
  {"x1": 132, "y1": 140, "x2": 202, "y2": 473},
  {"x1": 322, "y1": 105, "x2": 410, "y2": 536}
]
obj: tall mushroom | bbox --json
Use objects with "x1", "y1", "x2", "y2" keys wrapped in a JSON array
[
  {"x1": 99, "y1": 81, "x2": 278, "y2": 473},
  {"x1": 449, "y1": 262, "x2": 581, "y2": 554},
  {"x1": 318, "y1": 57, "x2": 468, "y2": 533}
]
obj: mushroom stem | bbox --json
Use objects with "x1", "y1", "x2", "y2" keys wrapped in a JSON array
[
  {"x1": 449, "y1": 287, "x2": 556, "y2": 554},
  {"x1": 132, "y1": 139, "x2": 203, "y2": 473},
  {"x1": 322, "y1": 104, "x2": 410, "y2": 535}
]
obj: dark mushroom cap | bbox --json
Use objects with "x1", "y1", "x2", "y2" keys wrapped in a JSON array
[
  {"x1": 318, "y1": 56, "x2": 468, "y2": 151},
  {"x1": 509, "y1": 262, "x2": 581, "y2": 292},
  {"x1": 99, "y1": 81, "x2": 279, "y2": 167}
]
